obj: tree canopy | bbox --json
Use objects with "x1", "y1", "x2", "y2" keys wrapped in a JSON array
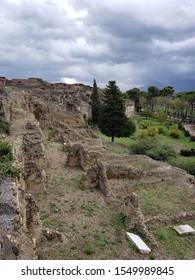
[
  {"x1": 91, "y1": 79, "x2": 100, "y2": 125},
  {"x1": 98, "y1": 81, "x2": 135, "y2": 142}
]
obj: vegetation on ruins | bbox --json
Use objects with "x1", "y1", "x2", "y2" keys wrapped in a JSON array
[
  {"x1": 0, "y1": 141, "x2": 14, "y2": 180},
  {"x1": 0, "y1": 116, "x2": 10, "y2": 134},
  {"x1": 98, "y1": 81, "x2": 135, "y2": 142},
  {"x1": 91, "y1": 79, "x2": 100, "y2": 125}
]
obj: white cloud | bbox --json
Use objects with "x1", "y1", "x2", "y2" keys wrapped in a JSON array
[{"x1": 61, "y1": 77, "x2": 78, "y2": 83}]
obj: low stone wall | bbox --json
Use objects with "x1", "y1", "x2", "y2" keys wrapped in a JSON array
[
  {"x1": 145, "y1": 211, "x2": 195, "y2": 228},
  {"x1": 66, "y1": 140, "x2": 105, "y2": 170}
]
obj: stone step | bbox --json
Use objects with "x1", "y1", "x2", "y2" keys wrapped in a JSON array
[
  {"x1": 174, "y1": 224, "x2": 195, "y2": 235},
  {"x1": 126, "y1": 232, "x2": 151, "y2": 254}
]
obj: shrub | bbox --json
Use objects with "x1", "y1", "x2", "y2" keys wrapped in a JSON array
[
  {"x1": 190, "y1": 135, "x2": 195, "y2": 142},
  {"x1": 87, "y1": 117, "x2": 93, "y2": 125},
  {"x1": 147, "y1": 127, "x2": 159, "y2": 139},
  {"x1": 0, "y1": 141, "x2": 17, "y2": 180},
  {"x1": 128, "y1": 118, "x2": 136, "y2": 136},
  {"x1": 139, "y1": 127, "x2": 159, "y2": 140},
  {"x1": 158, "y1": 127, "x2": 164, "y2": 134},
  {"x1": 0, "y1": 142, "x2": 13, "y2": 159},
  {"x1": 139, "y1": 120, "x2": 151, "y2": 129},
  {"x1": 153, "y1": 112, "x2": 167, "y2": 123},
  {"x1": 129, "y1": 139, "x2": 153, "y2": 155},
  {"x1": 184, "y1": 130, "x2": 190, "y2": 137},
  {"x1": 180, "y1": 149, "x2": 192, "y2": 157},
  {"x1": 146, "y1": 144, "x2": 176, "y2": 161},
  {"x1": 169, "y1": 128, "x2": 182, "y2": 139},
  {"x1": 169, "y1": 160, "x2": 195, "y2": 176},
  {"x1": 140, "y1": 110, "x2": 153, "y2": 119}
]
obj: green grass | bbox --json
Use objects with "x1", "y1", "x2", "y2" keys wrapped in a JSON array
[
  {"x1": 40, "y1": 210, "x2": 50, "y2": 219},
  {"x1": 158, "y1": 133, "x2": 195, "y2": 148},
  {"x1": 93, "y1": 130, "x2": 132, "y2": 155},
  {"x1": 169, "y1": 156, "x2": 195, "y2": 176},
  {"x1": 83, "y1": 246, "x2": 95, "y2": 255},
  {"x1": 152, "y1": 225, "x2": 195, "y2": 259},
  {"x1": 42, "y1": 129, "x2": 51, "y2": 141},
  {"x1": 93, "y1": 130, "x2": 133, "y2": 146},
  {"x1": 137, "y1": 182, "x2": 195, "y2": 218},
  {"x1": 94, "y1": 118, "x2": 195, "y2": 175},
  {"x1": 42, "y1": 218, "x2": 64, "y2": 232},
  {"x1": 81, "y1": 201, "x2": 99, "y2": 217},
  {"x1": 48, "y1": 174, "x2": 81, "y2": 194},
  {"x1": 106, "y1": 143, "x2": 128, "y2": 155}
]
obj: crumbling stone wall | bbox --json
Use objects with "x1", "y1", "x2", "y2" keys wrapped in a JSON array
[
  {"x1": 48, "y1": 121, "x2": 87, "y2": 142},
  {"x1": 0, "y1": 88, "x2": 11, "y2": 121},
  {"x1": 0, "y1": 227, "x2": 18, "y2": 260},
  {"x1": 145, "y1": 211, "x2": 195, "y2": 228},
  {"x1": 66, "y1": 141, "x2": 104, "y2": 171},
  {"x1": 124, "y1": 193, "x2": 157, "y2": 247},
  {"x1": 22, "y1": 121, "x2": 46, "y2": 192}
]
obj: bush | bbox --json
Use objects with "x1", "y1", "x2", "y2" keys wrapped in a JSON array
[
  {"x1": 128, "y1": 118, "x2": 136, "y2": 136},
  {"x1": 0, "y1": 141, "x2": 13, "y2": 159},
  {"x1": 146, "y1": 144, "x2": 176, "y2": 161},
  {"x1": 170, "y1": 159, "x2": 195, "y2": 176},
  {"x1": 153, "y1": 112, "x2": 167, "y2": 123},
  {"x1": 180, "y1": 149, "x2": 192, "y2": 157},
  {"x1": 140, "y1": 110, "x2": 153, "y2": 119},
  {"x1": 158, "y1": 127, "x2": 164, "y2": 134},
  {"x1": 169, "y1": 128, "x2": 182, "y2": 138},
  {"x1": 184, "y1": 130, "x2": 190, "y2": 137},
  {"x1": 139, "y1": 120, "x2": 151, "y2": 129},
  {"x1": 0, "y1": 141, "x2": 17, "y2": 180},
  {"x1": 190, "y1": 135, "x2": 195, "y2": 142},
  {"x1": 129, "y1": 140, "x2": 176, "y2": 161},
  {"x1": 139, "y1": 127, "x2": 159, "y2": 140},
  {"x1": 87, "y1": 117, "x2": 93, "y2": 125},
  {"x1": 129, "y1": 139, "x2": 153, "y2": 155}
]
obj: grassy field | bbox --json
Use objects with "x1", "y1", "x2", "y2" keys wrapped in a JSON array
[{"x1": 93, "y1": 117, "x2": 195, "y2": 175}]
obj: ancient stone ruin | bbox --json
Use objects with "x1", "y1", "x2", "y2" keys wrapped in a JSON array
[{"x1": 0, "y1": 78, "x2": 195, "y2": 259}]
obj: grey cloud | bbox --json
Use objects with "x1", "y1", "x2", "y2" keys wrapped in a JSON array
[{"x1": 1, "y1": 0, "x2": 195, "y2": 90}]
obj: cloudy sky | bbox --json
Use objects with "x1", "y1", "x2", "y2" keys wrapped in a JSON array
[{"x1": 1, "y1": 0, "x2": 195, "y2": 91}]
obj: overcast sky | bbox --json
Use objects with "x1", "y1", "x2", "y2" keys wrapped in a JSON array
[{"x1": 1, "y1": 0, "x2": 195, "y2": 91}]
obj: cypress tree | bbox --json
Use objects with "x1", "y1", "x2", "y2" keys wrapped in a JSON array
[
  {"x1": 99, "y1": 81, "x2": 135, "y2": 143},
  {"x1": 91, "y1": 79, "x2": 100, "y2": 125}
]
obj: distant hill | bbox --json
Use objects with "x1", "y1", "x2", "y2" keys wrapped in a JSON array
[{"x1": 139, "y1": 79, "x2": 195, "y2": 93}]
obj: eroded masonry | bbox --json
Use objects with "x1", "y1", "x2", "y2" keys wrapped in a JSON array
[{"x1": 0, "y1": 79, "x2": 195, "y2": 259}]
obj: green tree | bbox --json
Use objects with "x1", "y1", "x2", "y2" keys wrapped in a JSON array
[
  {"x1": 125, "y1": 87, "x2": 141, "y2": 112},
  {"x1": 161, "y1": 86, "x2": 175, "y2": 97},
  {"x1": 98, "y1": 81, "x2": 135, "y2": 143},
  {"x1": 147, "y1": 86, "x2": 160, "y2": 111},
  {"x1": 91, "y1": 79, "x2": 100, "y2": 125}
]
